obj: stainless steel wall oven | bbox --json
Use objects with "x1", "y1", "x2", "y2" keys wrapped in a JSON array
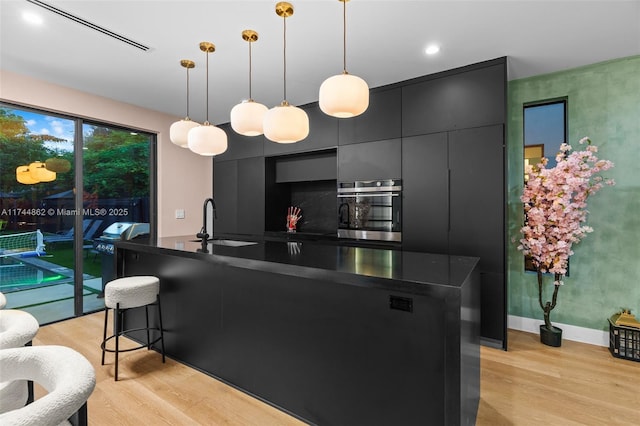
[{"x1": 337, "y1": 180, "x2": 402, "y2": 242}]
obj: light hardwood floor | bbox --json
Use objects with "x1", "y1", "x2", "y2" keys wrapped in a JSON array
[{"x1": 32, "y1": 312, "x2": 640, "y2": 425}]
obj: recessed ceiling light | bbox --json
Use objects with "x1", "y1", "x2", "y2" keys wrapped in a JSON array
[
  {"x1": 425, "y1": 44, "x2": 440, "y2": 55},
  {"x1": 22, "y1": 11, "x2": 43, "y2": 25}
]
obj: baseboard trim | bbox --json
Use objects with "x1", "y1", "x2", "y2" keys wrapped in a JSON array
[{"x1": 508, "y1": 315, "x2": 609, "y2": 347}]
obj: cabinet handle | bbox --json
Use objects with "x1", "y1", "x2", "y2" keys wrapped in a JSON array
[
  {"x1": 337, "y1": 193, "x2": 400, "y2": 198},
  {"x1": 447, "y1": 169, "x2": 451, "y2": 232}
]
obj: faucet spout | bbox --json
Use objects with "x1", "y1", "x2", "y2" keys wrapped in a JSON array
[{"x1": 196, "y1": 197, "x2": 217, "y2": 241}]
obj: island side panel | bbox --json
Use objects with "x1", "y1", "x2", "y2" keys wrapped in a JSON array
[{"x1": 459, "y1": 268, "x2": 481, "y2": 425}]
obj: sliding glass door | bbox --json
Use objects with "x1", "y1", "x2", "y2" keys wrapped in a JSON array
[
  {"x1": 81, "y1": 122, "x2": 153, "y2": 313},
  {"x1": 0, "y1": 103, "x2": 155, "y2": 324}
]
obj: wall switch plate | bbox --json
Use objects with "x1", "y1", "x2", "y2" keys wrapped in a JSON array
[{"x1": 175, "y1": 209, "x2": 185, "y2": 219}]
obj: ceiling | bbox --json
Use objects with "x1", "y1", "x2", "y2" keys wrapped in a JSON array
[{"x1": 1, "y1": 0, "x2": 639, "y2": 125}]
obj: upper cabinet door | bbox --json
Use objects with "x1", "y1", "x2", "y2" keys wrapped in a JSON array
[
  {"x1": 338, "y1": 87, "x2": 402, "y2": 145},
  {"x1": 337, "y1": 139, "x2": 401, "y2": 182},
  {"x1": 264, "y1": 103, "x2": 338, "y2": 156},
  {"x1": 215, "y1": 123, "x2": 265, "y2": 162},
  {"x1": 402, "y1": 62, "x2": 506, "y2": 137}
]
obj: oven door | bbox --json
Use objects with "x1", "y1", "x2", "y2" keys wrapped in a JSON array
[{"x1": 337, "y1": 180, "x2": 402, "y2": 242}]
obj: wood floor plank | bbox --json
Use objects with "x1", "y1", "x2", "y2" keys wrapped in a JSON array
[{"x1": 30, "y1": 312, "x2": 640, "y2": 425}]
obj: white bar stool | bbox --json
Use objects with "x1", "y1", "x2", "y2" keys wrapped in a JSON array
[
  {"x1": 0, "y1": 345, "x2": 96, "y2": 426},
  {"x1": 100, "y1": 275, "x2": 165, "y2": 381},
  {"x1": 0, "y1": 307, "x2": 40, "y2": 409}
]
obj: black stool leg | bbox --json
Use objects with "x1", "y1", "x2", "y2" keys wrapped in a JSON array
[
  {"x1": 101, "y1": 306, "x2": 108, "y2": 366},
  {"x1": 25, "y1": 341, "x2": 34, "y2": 404},
  {"x1": 157, "y1": 294, "x2": 166, "y2": 363},
  {"x1": 145, "y1": 305, "x2": 151, "y2": 350},
  {"x1": 114, "y1": 303, "x2": 120, "y2": 381}
]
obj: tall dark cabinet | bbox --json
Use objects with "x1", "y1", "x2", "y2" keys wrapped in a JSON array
[
  {"x1": 449, "y1": 126, "x2": 505, "y2": 345},
  {"x1": 214, "y1": 156, "x2": 265, "y2": 236},
  {"x1": 400, "y1": 59, "x2": 506, "y2": 348},
  {"x1": 403, "y1": 125, "x2": 505, "y2": 346}
]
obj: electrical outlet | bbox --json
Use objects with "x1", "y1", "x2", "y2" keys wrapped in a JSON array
[{"x1": 175, "y1": 209, "x2": 185, "y2": 219}]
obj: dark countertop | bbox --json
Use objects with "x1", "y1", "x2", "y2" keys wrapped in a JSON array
[{"x1": 116, "y1": 235, "x2": 479, "y2": 296}]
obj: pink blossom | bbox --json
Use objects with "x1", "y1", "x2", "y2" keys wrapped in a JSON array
[{"x1": 519, "y1": 137, "x2": 614, "y2": 279}]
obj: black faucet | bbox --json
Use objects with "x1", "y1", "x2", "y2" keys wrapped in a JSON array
[{"x1": 196, "y1": 197, "x2": 217, "y2": 241}]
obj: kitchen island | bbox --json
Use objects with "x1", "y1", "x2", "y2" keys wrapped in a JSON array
[{"x1": 115, "y1": 236, "x2": 481, "y2": 426}]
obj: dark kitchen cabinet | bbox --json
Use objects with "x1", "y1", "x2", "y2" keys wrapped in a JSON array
[
  {"x1": 215, "y1": 123, "x2": 264, "y2": 162},
  {"x1": 402, "y1": 61, "x2": 506, "y2": 137},
  {"x1": 264, "y1": 103, "x2": 338, "y2": 157},
  {"x1": 338, "y1": 87, "x2": 402, "y2": 145},
  {"x1": 402, "y1": 132, "x2": 449, "y2": 253},
  {"x1": 214, "y1": 156, "x2": 265, "y2": 235},
  {"x1": 213, "y1": 160, "x2": 237, "y2": 234},
  {"x1": 448, "y1": 125, "x2": 504, "y2": 274},
  {"x1": 449, "y1": 125, "x2": 505, "y2": 345},
  {"x1": 402, "y1": 125, "x2": 505, "y2": 346},
  {"x1": 337, "y1": 139, "x2": 401, "y2": 181},
  {"x1": 274, "y1": 150, "x2": 337, "y2": 183}
]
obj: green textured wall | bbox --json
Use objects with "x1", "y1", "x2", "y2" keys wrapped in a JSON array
[{"x1": 507, "y1": 56, "x2": 640, "y2": 331}]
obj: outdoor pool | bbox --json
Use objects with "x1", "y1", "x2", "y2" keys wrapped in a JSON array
[{"x1": 0, "y1": 256, "x2": 69, "y2": 292}]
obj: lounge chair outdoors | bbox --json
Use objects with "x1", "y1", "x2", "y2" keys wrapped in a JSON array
[{"x1": 43, "y1": 219, "x2": 102, "y2": 244}]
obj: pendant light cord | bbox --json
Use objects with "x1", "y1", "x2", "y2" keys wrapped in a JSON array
[
  {"x1": 205, "y1": 50, "x2": 209, "y2": 124},
  {"x1": 343, "y1": 0, "x2": 347, "y2": 73},
  {"x1": 185, "y1": 67, "x2": 191, "y2": 118},
  {"x1": 283, "y1": 15, "x2": 287, "y2": 102},
  {"x1": 248, "y1": 41, "x2": 253, "y2": 100}
]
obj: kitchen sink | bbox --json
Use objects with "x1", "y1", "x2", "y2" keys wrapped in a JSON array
[{"x1": 190, "y1": 239, "x2": 258, "y2": 247}]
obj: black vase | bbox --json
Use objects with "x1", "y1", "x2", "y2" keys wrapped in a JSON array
[{"x1": 540, "y1": 324, "x2": 563, "y2": 347}]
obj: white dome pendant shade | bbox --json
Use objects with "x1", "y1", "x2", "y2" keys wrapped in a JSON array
[
  {"x1": 187, "y1": 42, "x2": 228, "y2": 156},
  {"x1": 263, "y1": 2, "x2": 309, "y2": 144},
  {"x1": 319, "y1": 0, "x2": 369, "y2": 118},
  {"x1": 319, "y1": 72, "x2": 369, "y2": 118},
  {"x1": 231, "y1": 100, "x2": 268, "y2": 136},
  {"x1": 188, "y1": 123, "x2": 228, "y2": 156},
  {"x1": 170, "y1": 60, "x2": 199, "y2": 148},
  {"x1": 263, "y1": 101, "x2": 309, "y2": 143},
  {"x1": 170, "y1": 118, "x2": 199, "y2": 148},
  {"x1": 230, "y1": 30, "x2": 268, "y2": 137}
]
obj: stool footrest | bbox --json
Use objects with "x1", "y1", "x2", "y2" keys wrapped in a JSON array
[{"x1": 101, "y1": 329, "x2": 164, "y2": 354}]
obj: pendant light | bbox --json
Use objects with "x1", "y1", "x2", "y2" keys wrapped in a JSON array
[
  {"x1": 319, "y1": 0, "x2": 369, "y2": 118},
  {"x1": 263, "y1": 2, "x2": 309, "y2": 144},
  {"x1": 230, "y1": 30, "x2": 268, "y2": 136},
  {"x1": 170, "y1": 59, "x2": 199, "y2": 148},
  {"x1": 188, "y1": 42, "x2": 228, "y2": 156},
  {"x1": 16, "y1": 166, "x2": 39, "y2": 184},
  {"x1": 29, "y1": 161, "x2": 56, "y2": 182}
]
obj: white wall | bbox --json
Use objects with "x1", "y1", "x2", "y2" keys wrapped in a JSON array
[{"x1": 0, "y1": 69, "x2": 212, "y2": 237}]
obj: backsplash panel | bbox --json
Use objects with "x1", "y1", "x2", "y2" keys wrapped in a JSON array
[{"x1": 290, "y1": 180, "x2": 337, "y2": 235}]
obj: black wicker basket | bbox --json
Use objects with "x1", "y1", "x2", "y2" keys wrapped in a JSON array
[{"x1": 609, "y1": 319, "x2": 640, "y2": 362}]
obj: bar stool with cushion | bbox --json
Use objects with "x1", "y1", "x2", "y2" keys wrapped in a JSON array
[
  {"x1": 0, "y1": 345, "x2": 96, "y2": 426},
  {"x1": 0, "y1": 307, "x2": 40, "y2": 412},
  {"x1": 101, "y1": 275, "x2": 165, "y2": 381}
]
